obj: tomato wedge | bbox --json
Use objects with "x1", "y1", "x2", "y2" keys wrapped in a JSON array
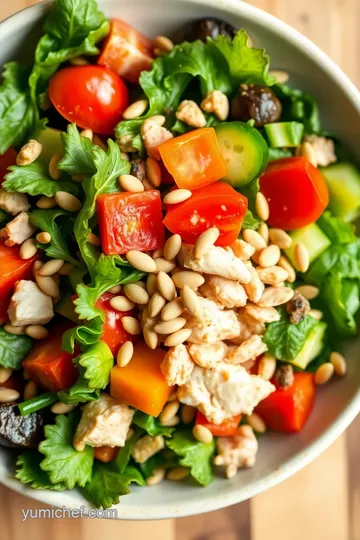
[
  {"x1": 98, "y1": 19, "x2": 153, "y2": 84},
  {"x1": 159, "y1": 128, "x2": 227, "y2": 190},
  {"x1": 163, "y1": 181, "x2": 248, "y2": 245},
  {"x1": 0, "y1": 148, "x2": 17, "y2": 185},
  {"x1": 260, "y1": 157, "x2": 329, "y2": 230},
  {"x1": 196, "y1": 411, "x2": 242, "y2": 436}
]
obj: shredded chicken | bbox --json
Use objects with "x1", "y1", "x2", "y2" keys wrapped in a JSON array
[
  {"x1": 184, "y1": 245, "x2": 252, "y2": 283},
  {"x1": 160, "y1": 344, "x2": 194, "y2": 386},
  {"x1": 230, "y1": 309, "x2": 265, "y2": 345},
  {"x1": 227, "y1": 335, "x2": 267, "y2": 365},
  {"x1": 214, "y1": 425, "x2": 258, "y2": 478},
  {"x1": 200, "y1": 275, "x2": 247, "y2": 308},
  {"x1": 131, "y1": 435, "x2": 165, "y2": 464},
  {"x1": 188, "y1": 341, "x2": 228, "y2": 369},
  {"x1": 304, "y1": 135, "x2": 337, "y2": 167}
]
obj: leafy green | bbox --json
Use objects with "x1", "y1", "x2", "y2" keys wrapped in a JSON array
[
  {"x1": 274, "y1": 83, "x2": 321, "y2": 134},
  {"x1": 239, "y1": 178, "x2": 260, "y2": 218},
  {"x1": 166, "y1": 430, "x2": 215, "y2": 486},
  {"x1": 75, "y1": 341, "x2": 114, "y2": 390},
  {"x1": 321, "y1": 274, "x2": 359, "y2": 336},
  {"x1": 317, "y1": 211, "x2": 357, "y2": 244},
  {"x1": 242, "y1": 209, "x2": 261, "y2": 230},
  {"x1": 58, "y1": 373, "x2": 100, "y2": 405},
  {"x1": 305, "y1": 241, "x2": 360, "y2": 286},
  {"x1": 0, "y1": 326, "x2": 32, "y2": 369},
  {"x1": 16, "y1": 451, "x2": 67, "y2": 491},
  {"x1": 139, "y1": 450, "x2": 178, "y2": 479},
  {"x1": 39, "y1": 412, "x2": 94, "y2": 489},
  {"x1": 263, "y1": 308, "x2": 318, "y2": 361},
  {"x1": 133, "y1": 411, "x2": 175, "y2": 438},
  {"x1": 113, "y1": 428, "x2": 143, "y2": 473},
  {"x1": 59, "y1": 124, "x2": 97, "y2": 177}
]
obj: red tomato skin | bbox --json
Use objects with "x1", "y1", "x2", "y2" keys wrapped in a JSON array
[
  {"x1": 0, "y1": 148, "x2": 17, "y2": 185},
  {"x1": 97, "y1": 190, "x2": 165, "y2": 255},
  {"x1": 163, "y1": 181, "x2": 248, "y2": 245},
  {"x1": 260, "y1": 157, "x2": 329, "y2": 230},
  {"x1": 196, "y1": 411, "x2": 242, "y2": 436},
  {"x1": 96, "y1": 292, "x2": 138, "y2": 355},
  {"x1": 98, "y1": 19, "x2": 153, "y2": 84},
  {"x1": 255, "y1": 372, "x2": 316, "y2": 433},
  {"x1": 49, "y1": 65, "x2": 129, "y2": 134}
]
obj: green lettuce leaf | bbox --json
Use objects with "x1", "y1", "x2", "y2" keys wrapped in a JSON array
[
  {"x1": 58, "y1": 373, "x2": 100, "y2": 405},
  {"x1": 317, "y1": 211, "x2": 357, "y2": 244},
  {"x1": 0, "y1": 326, "x2": 32, "y2": 369},
  {"x1": 242, "y1": 209, "x2": 261, "y2": 230},
  {"x1": 274, "y1": 83, "x2": 321, "y2": 134},
  {"x1": 59, "y1": 123, "x2": 97, "y2": 177},
  {"x1": 113, "y1": 428, "x2": 143, "y2": 473},
  {"x1": 305, "y1": 241, "x2": 360, "y2": 286},
  {"x1": 321, "y1": 274, "x2": 359, "y2": 336},
  {"x1": 74, "y1": 341, "x2": 114, "y2": 390},
  {"x1": 132, "y1": 411, "x2": 175, "y2": 438},
  {"x1": 16, "y1": 451, "x2": 67, "y2": 491}
]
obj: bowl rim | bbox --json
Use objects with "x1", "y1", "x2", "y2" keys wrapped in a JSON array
[{"x1": 0, "y1": 0, "x2": 360, "y2": 520}]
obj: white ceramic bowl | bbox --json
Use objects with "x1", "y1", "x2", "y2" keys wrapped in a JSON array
[{"x1": 0, "y1": 0, "x2": 359, "y2": 520}]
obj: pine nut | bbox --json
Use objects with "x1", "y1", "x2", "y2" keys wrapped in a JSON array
[
  {"x1": 117, "y1": 341, "x2": 134, "y2": 367},
  {"x1": 88, "y1": 232, "x2": 100, "y2": 246},
  {"x1": 258, "y1": 353, "x2": 276, "y2": 380},
  {"x1": 247, "y1": 413, "x2": 266, "y2": 433},
  {"x1": 161, "y1": 298, "x2": 184, "y2": 321},
  {"x1": 146, "y1": 157, "x2": 162, "y2": 187},
  {"x1": 58, "y1": 262, "x2": 73, "y2": 276},
  {"x1": 308, "y1": 309, "x2": 323, "y2": 320},
  {"x1": 51, "y1": 402, "x2": 75, "y2": 414},
  {"x1": 157, "y1": 271, "x2": 177, "y2": 301},
  {"x1": 153, "y1": 35, "x2": 174, "y2": 52},
  {"x1": 26, "y1": 325, "x2": 49, "y2": 340},
  {"x1": 49, "y1": 152, "x2": 63, "y2": 180},
  {"x1": 20, "y1": 238, "x2": 38, "y2": 260},
  {"x1": 23, "y1": 380, "x2": 37, "y2": 401},
  {"x1": 194, "y1": 228, "x2": 220, "y2": 259},
  {"x1": 193, "y1": 424, "x2": 213, "y2": 444},
  {"x1": 0, "y1": 388, "x2": 20, "y2": 402},
  {"x1": 258, "y1": 222, "x2": 269, "y2": 244},
  {"x1": 172, "y1": 271, "x2": 205, "y2": 290},
  {"x1": 167, "y1": 389, "x2": 178, "y2": 402},
  {"x1": 152, "y1": 248, "x2": 164, "y2": 259},
  {"x1": 296, "y1": 141, "x2": 317, "y2": 167},
  {"x1": 315, "y1": 363, "x2": 334, "y2": 385},
  {"x1": 0, "y1": 368, "x2": 12, "y2": 384},
  {"x1": 181, "y1": 405, "x2": 196, "y2": 424},
  {"x1": 36, "y1": 232, "x2": 51, "y2": 244},
  {"x1": 164, "y1": 234, "x2": 182, "y2": 261},
  {"x1": 295, "y1": 285, "x2": 319, "y2": 300},
  {"x1": 163, "y1": 189, "x2": 192, "y2": 205},
  {"x1": 35, "y1": 274, "x2": 60, "y2": 298},
  {"x1": 36, "y1": 196, "x2": 57, "y2": 209},
  {"x1": 110, "y1": 296, "x2": 135, "y2": 312},
  {"x1": 123, "y1": 283, "x2": 149, "y2": 305},
  {"x1": 4, "y1": 324, "x2": 26, "y2": 335},
  {"x1": 243, "y1": 229, "x2": 267, "y2": 251},
  {"x1": 256, "y1": 266, "x2": 289, "y2": 285},
  {"x1": 55, "y1": 191, "x2": 81, "y2": 212},
  {"x1": 148, "y1": 292, "x2": 166, "y2": 317},
  {"x1": 330, "y1": 352, "x2": 347, "y2": 376},
  {"x1": 293, "y1": 243, "x2": 310, "y2": 272},
  {"x1": 258, "y1": 245, "x2": 281, "y2": 268},
  {"x1": 16, "y1": 139, "x2": 42, "y2": 166},
  {"x1": 143, "y1": 324, "x2": 158, "y2": 349},
  {"x1": 80, "y1": 129, "x2": 93, "y2": 141},
  {"x1": 255, "y1": 192, "x2": 269, "y2": 221},
  {"x1": 278, "y1": 255, "x2": 296, "y2": 283},
  {"x1": 121, "y1": 316, "x2": 141, "y2": 335},
  {"x1": 119, "y1": 174, "x2": 144, "y2": 193},
  {"x1": 164, "y1": 328, "x2": 192, "y2": 347},
  {"x1": 122, "y1": 99, "x2": 149, "y2": 120},
  {"x1": 159, "y1": 400, "x2": 180, "y2": 424},
  {"x1": 269, "y1": 69, "x2": 289, "y2": 84},
  {"x1": 39, "y1": 259, "x2": 64, "y2": 276},
  {"x1": 108, "y1": 285, "x2": 122, "y2": 295},
  {"x1": 93, "y1": 135, "x2": 107, "y2": 151},
  {"x1": 160, "y1": 415, "x2": 180, "y2": 427},
  {"x1": 146, "y1": 274, "x2": 158, "y2": 296},
  {"x1": 167, "y1": 467, "x2": 189, "y2": 481},
  {"x1": 154, "y1": 317, "x2": 186, "y2": 335},
  {"x1": 257, "y1": 286, "x2": 294, "y2": 307},
  {"x1": 154, "y1": 258, "x2": 177, "y2": 274},
  {"x1": 180, "y1": 285, "x2": 200, "y2": 316},
  {"x1": 33, "y1": 262, "x2": 44, "y2": 275},
  {"x1": 146, "y1": 468, "x2": 165, "y2": 486},
  {"x1": 269, "y1": 228, "x2": 293, "y2": 249},
  {"x1": 126, "y1": 250, "x2": 157, "y2": 273},
  {"x1": 69, "y1": 56, "x2": 89, "y2": 66}
]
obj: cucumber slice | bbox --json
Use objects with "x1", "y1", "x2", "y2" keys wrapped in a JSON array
[
  {"x1": 290, "y1": 322, "x2": 327, "y2": 369},
  {"x1": 321, "y1": 162, "x2": 360, "y2": 222},
  {"x1": 215, "y1": 122, "x2": 268, "y2": 188},
  {"x1": 35, "y1": 127, "x2": 64, "y2": 166},
  {"x1": 264, "y1": 122, "x2": 304, "y2": 148},
  {"x1": 285, "y1": 223, "x2": 331, "y2": 265}
]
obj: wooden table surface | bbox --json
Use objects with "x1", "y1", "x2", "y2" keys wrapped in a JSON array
[{"x1": 0, "y1": 1, "x2": 359, "y2": 539}]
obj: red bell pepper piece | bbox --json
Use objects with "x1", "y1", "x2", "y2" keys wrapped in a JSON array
[
  {"x1": 196, "y1": 411, "x2": 242, "y2": 436},
  {"x1": 0, "y1": 148, "x2": 17, "y2": 185}
]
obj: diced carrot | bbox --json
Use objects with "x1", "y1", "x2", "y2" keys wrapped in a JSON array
[
  {"x1": 195, "y1": 411, "x2": 242, "y2": 436},
  {"x1": 94, "y1": 446, "x2": 119, "y2": 463},
  {"x1": 110, "y1": 342, "x2": 171, "y2": 417}
]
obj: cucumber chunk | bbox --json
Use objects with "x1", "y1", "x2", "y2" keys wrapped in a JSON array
[
  {"x1": 35, "y1": 127, "x2": 64, "y2": 166},
  {"x1": 290, "y1": 321, "x2": 327, "y2": 369},
  {"x1": 264, "y1": 122, "x2": 304, "y2": 148},
  {"x1": 321, "y1": 162, "x2": 360, "y2": 222},
  {"x1": 215, "y1": 121, "x2": 268, "y2": 188},
  {"x1": 285, "y1": 223, "x2": 331, "y2": 266}
]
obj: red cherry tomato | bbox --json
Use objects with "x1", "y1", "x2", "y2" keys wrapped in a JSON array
[
  {"x1": 0, "y1": 148, "x2": 17, "y2": 185},
  {"x1": 49, "y1": 65, "x2": 129, "y2": 134},
  {"x1": 96, "y1": 292, "x2": 138, "y2": 355},
  {"x1": 260, "y1": 157, "x2": 329, "y2": 230},
  {"x1": 195, "y1": 411, "x2": 242, "y2": 436}
]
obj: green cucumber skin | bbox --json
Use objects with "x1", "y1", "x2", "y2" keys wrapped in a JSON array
[
  {"x1": 286, "y1": 223, "x2": 331, "y2": 265},
  {"x1": 290, "y1": 322, "x2": 327, "y2": 369},
  {"x1": 321, "y1": 162, "x2": 360, "y2": 222},
  {"x1": 264, "y1": 122, "x2": 304, "y2": 148}
]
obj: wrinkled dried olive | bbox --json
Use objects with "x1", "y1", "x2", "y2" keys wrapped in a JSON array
[
  {"x1": 231, "y1": 84, "x2": 282, "y2": 127},
  {"x1": 274, "y1": 364, "x2": 294, "y2": 389},
  {"x1": 188, "y1": 18, "x2": 237, "y2": 42},
  {"x1": 130, "y1": 159, "x2": 146, "y2": 182},
  {"x1": 0, "y1": 404, "x2": 43, "y2": 449}
]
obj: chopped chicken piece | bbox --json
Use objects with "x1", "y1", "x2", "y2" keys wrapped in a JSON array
[
  {"x1": 245, "y1": 303, "x2": 281, "y2": 323},
  {"x1": 0, "y1": 212, "x2": 35, "y2": 246},
  {"x1": 176, "y1": 100, "x2": 206, "y2": 128},
  {"x1": 8, "y1": 280, "x2": 54, "y2": 327},
  {"x1": 184, "y1": 245, "x2": 251, "y2": 283},
  {"x1": 188, "y1": 341, "x2": 228, "y2": 369},
  {"x1": 214, "y1": 425, "x2": 258, "y2": 478},
  {"x1": 141, "y1": 117, "x2": 173, "y2": 160},
  {"x1": 73, "y1": 394, "x2": 134, "y2": 451},
  {"x1": 186, "y1": 296, "x2": 240, "y2": 343},
  {"x1": 161, "y1": 344, "x2": 194, "y2": 386},
  {"x1": 227, "y1": 335, "x2": 267, "y2": 365},
  {"x1": 0, "y1": 188, "x2": 30, "y2": 216},
  {"x1": 200, "y1": 275, "x2": 247, "y2": 308},
  {"x1": 231, "y1": 239, "x2": 255, "y2": 261},
  {"x1": 304, "y1": 135, "x2": 337, "y2": 167},
  {"x1": 131, "y1": 435, "x2": 165, "y2": 464},
  {"x1": 230, "y1": 309, "x2": 265, "y2": 345},
  {"x1": 177, "y1": 362, "x2": 274, "y2": 424},
  {"x1": 243, "y1": 263, "x2": 265, "y2": 303}
]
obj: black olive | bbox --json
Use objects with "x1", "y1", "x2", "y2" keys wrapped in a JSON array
[
  {"x1": 186, "y1": 18, "x2": 237, "y2": 42},
  {"x1": 130, "y1": 159, "x2": 146, "y2": 182},
  {"x1": 231, "y1": 84, "x2": 282, "y2": 127},
  {"x1": 0, "y1": 404, "x2": 43, "y2": 449}
]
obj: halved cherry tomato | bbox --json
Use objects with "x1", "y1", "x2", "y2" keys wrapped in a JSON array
[
  {"x1": 94, "y1": 446, "x2": 119, "y2": 463},
  {"x1": 255, "y1": 372, "x2": 316, "y2": 433},
  {"x1": 96, "y1": 292, "x2": 138, "y2": 355},
  {"x1": 0, "y1": 243, "x2": 39, "y2": 324},
  {"x1": 0, "y1": 148, "x2": 17, "y2": 185},
  {"x1": 98, "y1": 19, "x2": 153, "y2": 84},
  {"x1": 49, "y1": 65, "x2": 129, "y2": 134},
  {"x1": 260, "y1": 157, "x2": 329, "y2": 230},
  {"x1": 97, "y1": 190, "x2": 165, "y2": 255},
  {"x1": 163, "y1": 181, "x2": 248, "y2": 245},
  {"x1": 159, "y1": 128, "x2": 227, "y2": 190},
  {"x1": 159, "y1": 161, "x2": 175, "y2": 185},
  {"x1": 196, "y1": 411, "x2": 242, "y2": 436}
]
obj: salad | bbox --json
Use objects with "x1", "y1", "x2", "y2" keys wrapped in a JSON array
[{"x1": 0, "y1": 0, "x2": 358, "y2": 510}]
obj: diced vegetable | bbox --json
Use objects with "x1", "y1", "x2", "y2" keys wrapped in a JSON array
[
  {"x1": 110, "y1": 342, "x2": 171, "y2": 417},
  {"x1": 35, "y1": 128, "x2": 64, "y2": 166},
  {"x1": 18, "y1": 392, "x2": 58, "y2": 416},
  {"x1": 159, "y1": 128, "x2": 227, "y2": 190},
  {"x1": 98, "y1": 18, "x2": 153, "y2": 84},
  {"x1": 54, "y1": 295, "x2": 79, "y2": 324},
  {"x1": 321, "y1": 162, "x2": 360, "y2": 222},
  {"x1": 289, "y1": 322, "x2": 327, "y2": 369},
  {"x1": 97, "y1": 190, "x2": 165, "y2": 255},
  {"x1": 163, "y1": 181, "x2": 248, "y2": 245},
  {"x1": 0, "y1": 148, "x2": 17, "y2": 184},
  {"x1": 94, "y1": 446, "x2": 119, "y2": 463},
  {"x1": 96, "y1": 292, "x2": 138, "y2": 355},
  {"x1": 264, "y1": 122, "x2": 304, "y2": 148},
  {"x1": 255, "y1": 372, "x2": 316, "y2": 433},
  {"x1": 285, "y1": 223, "x2": 331, "y2": 265},
  {"x1": 215, "y1": 121, "x2": 268, "y2": 187},
  {"x1": 195, "y1": 411, "x2": 242, "y2": 436},
  {"x1": 260, "y1": 157, "x2": 329, "y2": 230},
  {"x1": 22, "y1": 321, "x2": 78, "y2": 392}
]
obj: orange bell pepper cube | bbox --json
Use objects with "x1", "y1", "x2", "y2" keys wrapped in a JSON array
[
  {"x1": 94, "y1": 446, "x2": 119, "y2": 463},
  {"x1": 255, "y1": 372, "x2": 316, "y2": 433},
  {"x1": 195, "y1": 411, "x2": 242, "y2": 437},
  {"x1": 158, "y1": 128, "x2": 227, "y2": 190},
  {"x1": 110, "y1": 342, "x2": 171, "y2": 417}
]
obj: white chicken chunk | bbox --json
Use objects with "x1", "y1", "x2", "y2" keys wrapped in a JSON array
[
  {"x1": 186, "y1": 296, "x2": 240, "y2": 344},
  {"x1": 304, "y1": 135, "x2": 337, "y2": 167},
  {"x1": 200, "y1": 275, "x2": 247, "y2": 308},
  {"x1": 227, "y1": 335, "x2": 267, "y2": 365},
  {"x1": 0, "y1": 212, "x2": 35, "y2": 246},
  {"x1": 161, "y1": 344, "x2": 194, "y2": 386},
  {"x1": 214, "y1": 425, "x2": 258, "y2": 478},
  {"x1": 0, "y1": 189, "x2": 30, "y2": 216},
  {"x1": 184, "y1": 245, "x2": 251, "y2": 283},
  {"x1": 177, "y1": 362, "x2": 274, "y2": 424},
  {"x1": 8, "y1": 280, "x2": 54, "y2": 327},
  {"x1": 73, "y1": 394, "x2": 134, "y2": 451},
  {"x1": 243, "y1": 263, "x2": 265, "y2": 303},
  {"x1": 230, "y1": 309, "x2": 265, "y2": 346},
  {"x1": 141, "y1": 117, "x2": 173, "y2": 160},
  {"x1": 188, "y1": 341, "x2": 228, "y2": 369},
  {"x1": 131, "y1": 435, "x2": 165, "y2": 464}
]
